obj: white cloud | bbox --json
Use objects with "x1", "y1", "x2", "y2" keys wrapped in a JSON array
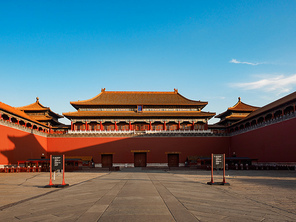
[
  {"x1": 230, "y1": 59, "x2": 262, "y2": 66},
  {"x1": 230, "y1": 74, "x2": 296, "y2": 94}
]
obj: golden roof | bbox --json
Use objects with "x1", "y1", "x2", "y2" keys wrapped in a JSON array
[
  {"x1": 70, "y1": 89, "x2": 208, "y2": 109},
  {"x1": 17, "y1": 97, "x2": 63, "y2": 118},
  {"x1": 216, "y1": 97, "x2": 259, "y2": 118},
  {"x1": 0, "y1": 101, "x2": 48, "y2": 127}
]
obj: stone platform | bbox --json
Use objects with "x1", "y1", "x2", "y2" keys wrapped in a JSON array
[{"x1": 0, "y1": 169, "x2": 295, "y2": 221}]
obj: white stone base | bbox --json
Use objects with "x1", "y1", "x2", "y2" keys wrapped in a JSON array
[
  {"x1": 113, "y1": 163, "x2": 134, "y2": 168},
  {"x1": 146, "y1": 163, "x2": 168, "y2": 167}
]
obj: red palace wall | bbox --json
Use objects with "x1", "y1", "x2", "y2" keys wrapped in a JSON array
[
  {"x1": 1, "y1": 117, "x2": 296, "y2": 165},
  {"x1": 231, "y1": 118, "x2": 296, "y2": 162},
  {"x1": 0, "y1": 124, "x2": 47, "y2": 165},
  {"x1": 47, "y1": 136, "x2": 230, "y2": 164}
]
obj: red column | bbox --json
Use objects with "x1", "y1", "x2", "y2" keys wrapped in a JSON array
[
  {"x1": 204, "y1": 122, "x2": 208, "y2": 130},
  {"x1": 149, "y1": 121, "x2": 152, "y2": 131},
  {"x1": 115, "y1": 121, "x2": 118, "y2": 131},
  {"x1": 85, "y1": 122, "x2": 88, "y2": 131},
  {"x1": 0, "y1": 113, "x2": 2, "y2": 120},
  {"x1": 71, "y1": 122, "x2": 73, "y2": 131},
  {"x1": 192, "y1": 122, "x2": 195, "y2": 130},
  {"x1": 17, "y1": 119, "x2": 19, "y2": 125},
  {"x1": 8, "y1": 116, "x2": 11, "y2": 122},
  {"x1": 163, "y1": 121, "x2": 166, "y2": 131},
  {"x1": 100, "y1": 121, "x2": 103, "y2": 131},
  {"x1": 178, "y1": 121, "x2": 180, "y2": 130},
  {"x1": 282, "y1": 109, "x2": 284, "y2": 116},
  {"x1": 129, "y1": 121, "x2": 132, "y2": 130}
]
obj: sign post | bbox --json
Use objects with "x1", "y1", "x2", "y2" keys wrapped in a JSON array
[
  {"x1": 45, "y1": 155, "x2": 69, "y2": 188},
  {"x1": 207, "y1": 153, "x2": 229, "y2": 185}
]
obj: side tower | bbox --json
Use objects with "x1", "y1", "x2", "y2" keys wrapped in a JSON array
[{"x1": 17, "y1": 97, "x2": 68, "y2": 131}]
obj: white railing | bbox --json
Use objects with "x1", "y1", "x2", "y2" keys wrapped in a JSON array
[
  {"x1": 68, "y1": 130, "x2": 137, "y2": 134},
  {"x1": 145, "y1": 129, "x2": 213, "y2": 134},
  {"x1": 67, "y1": 129, "x2": 213, "y2": 134}
]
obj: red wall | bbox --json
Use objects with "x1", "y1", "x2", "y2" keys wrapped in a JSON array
[
  {"x1": 1, "y1": 116, "x2": 296, "y2": 165},
  {"x1": 0, "y1": 124, "x2": 47, "y2": 165},
  {"x1": 47, "y1": 136, "x2": 230, "y2": 164},
  {"x1": 231, "y1": 118, "x2": 296, "y2": 162}
]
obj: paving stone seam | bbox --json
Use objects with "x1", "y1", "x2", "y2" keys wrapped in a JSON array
[
  {"x1": 96, "y1": 173, "x2": 130, "y2": 221},
  {"x1": 73, "y1": 173, "x2": 128, "y2": 221},
  {"x1": 174, "y1": 172, "x2": 296, "y2": 220},
  {"x1": 0, "y1": 172, "x2": 110, "y2": 212},
  {"x1": 213, "y1": 185, "x2": 296, "y2": 219},
  {"x1": 17, "y1": 173, "x2": 41, "y2": 186},
  {"x1": 149, "y1": 173, "x2": 200, "y2": 222}
]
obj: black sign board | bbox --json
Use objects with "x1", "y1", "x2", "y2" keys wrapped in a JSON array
[
  {"x1": 52, "y1": 155, "x2": 63, "y2": 171},
  {"x1": 213, "y1": 154, "x2": 224, "y2": 169}
]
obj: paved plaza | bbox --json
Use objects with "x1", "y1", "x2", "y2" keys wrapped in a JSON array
[{"x1": 0, "y1": 169, "x2": 296, "y2": 221}]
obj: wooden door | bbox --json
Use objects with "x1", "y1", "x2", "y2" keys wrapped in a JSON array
[
  {"x1": 168, "y1": 154, "x2": 179, "y2": 167},
  {"x1": 134, "y1": 153, "x2": 146, "y2": 167},
  {"x1": 101, "y1": 154, "x2": 113, "y2": 168}
]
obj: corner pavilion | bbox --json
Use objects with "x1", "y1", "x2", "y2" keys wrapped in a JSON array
[{"x1": 63, "y1": 89, "x2": 216, "y2": 132}]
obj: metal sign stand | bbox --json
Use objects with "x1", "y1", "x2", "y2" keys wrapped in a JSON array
[
  {"x1": 207, "y1": 153, "x2": 230, "y2": 186},
  {"x1": 45, "y1": 155, "x2": 69, "y2": 188}
]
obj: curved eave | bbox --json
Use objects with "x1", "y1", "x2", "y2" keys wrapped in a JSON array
[
  {"x1": 63, "y1": 111, "x2": 215, "y2": 119},
  {"x1": 70, "y1": 91, "x2": 208, "y2": 110},
  {"x1": 0, "y1": 102, "x2": 49, "y2": 128}
]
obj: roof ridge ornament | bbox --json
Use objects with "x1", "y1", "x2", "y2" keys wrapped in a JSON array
[
  {"x1": 238, "y1": 97, "x2": 241, "y2": 102},
  {"x1": 36, "y1": 97, "x2": 39, "y2": 102},
  {"x1": 174, "y1": 88, "x2": 178, "y2": 93},
  {"x1": 101, "y1": 88, "x2": 106, "y2": 92}
]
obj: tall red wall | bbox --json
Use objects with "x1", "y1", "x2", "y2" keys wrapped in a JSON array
[
  {"x1": 231, "y1": 118, "x2": 296, "y2": 162},
  {"x1": 0, "y1": 124, "x2": 47, "y2": 165},
  {"x1": 47, "y1": 136, "x2": 230, "y2": 164},
  {"x1": 2, "y1": 116, "x2": 295, "y2": 165}
]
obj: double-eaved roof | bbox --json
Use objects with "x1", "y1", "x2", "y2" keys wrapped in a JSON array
[
  {"x1": 216, "y1": 97, "x2": 259, "y2": 119},
  {"x1": 212, "y1": 97, "x2": 259, "y2": 127},
  {"x1": 16, "y1": 97, "x2": 64, "y2": 127},
  {"x1": 70, "y1": 88, "x2": 208, "y2": 109},
  {"x1": 17, "y1": 97, "x2": 63, "y2": 119},
  {"x1": 64, "y1": 89, "x2": 215, "y2": 120}
]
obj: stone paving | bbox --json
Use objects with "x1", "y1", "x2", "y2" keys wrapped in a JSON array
[{"x1": 0, "y1": 169, "x2": 295, "y2": 221}]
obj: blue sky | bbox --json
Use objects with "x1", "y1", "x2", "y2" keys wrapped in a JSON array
[{"x1": 0, "y1": 0, "x2": 296, "y2": 124}]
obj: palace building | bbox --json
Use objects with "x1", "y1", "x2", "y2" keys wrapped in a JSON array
[
  {"x1": 63, "y1": 88, "x2": 215, "y2": 132},
  {"x1": 17, "y1": 97, "x2": 67, "y2": 131},
  {"x1": 209, "y1": 97, "x2": 259, "y2": 134},
  {"x1": 0, "y1": 89, "x2": 295, "y2": 168}
]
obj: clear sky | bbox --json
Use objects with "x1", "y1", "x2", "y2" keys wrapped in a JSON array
[{"x1": 1, "y1": 0, "x2": 296, "y2": 124}]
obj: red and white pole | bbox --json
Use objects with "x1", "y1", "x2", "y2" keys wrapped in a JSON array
[
  {"x1": 49, "y1": 155, "x2": 53, "y2": 186},
  {"x1": 211, "y1": 153, "x2": 214, "y2": 183},
  {"x1": 223, "y1": 154, "x2": 226, "y2": 184},
  {"x1": 62, "y1": 155, "x2": 66, "y2": 185}
]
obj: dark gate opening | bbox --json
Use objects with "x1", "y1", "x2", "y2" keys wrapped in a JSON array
[
  {"x1": 101, "y1": 154, "x2": 113, "y2": 168},
  {"x1": 134, "y1": 152, "x2": 146, "y2": 167},
  {"x1": 168, "y1": 154, "x2": 179, "y2": 167}
]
